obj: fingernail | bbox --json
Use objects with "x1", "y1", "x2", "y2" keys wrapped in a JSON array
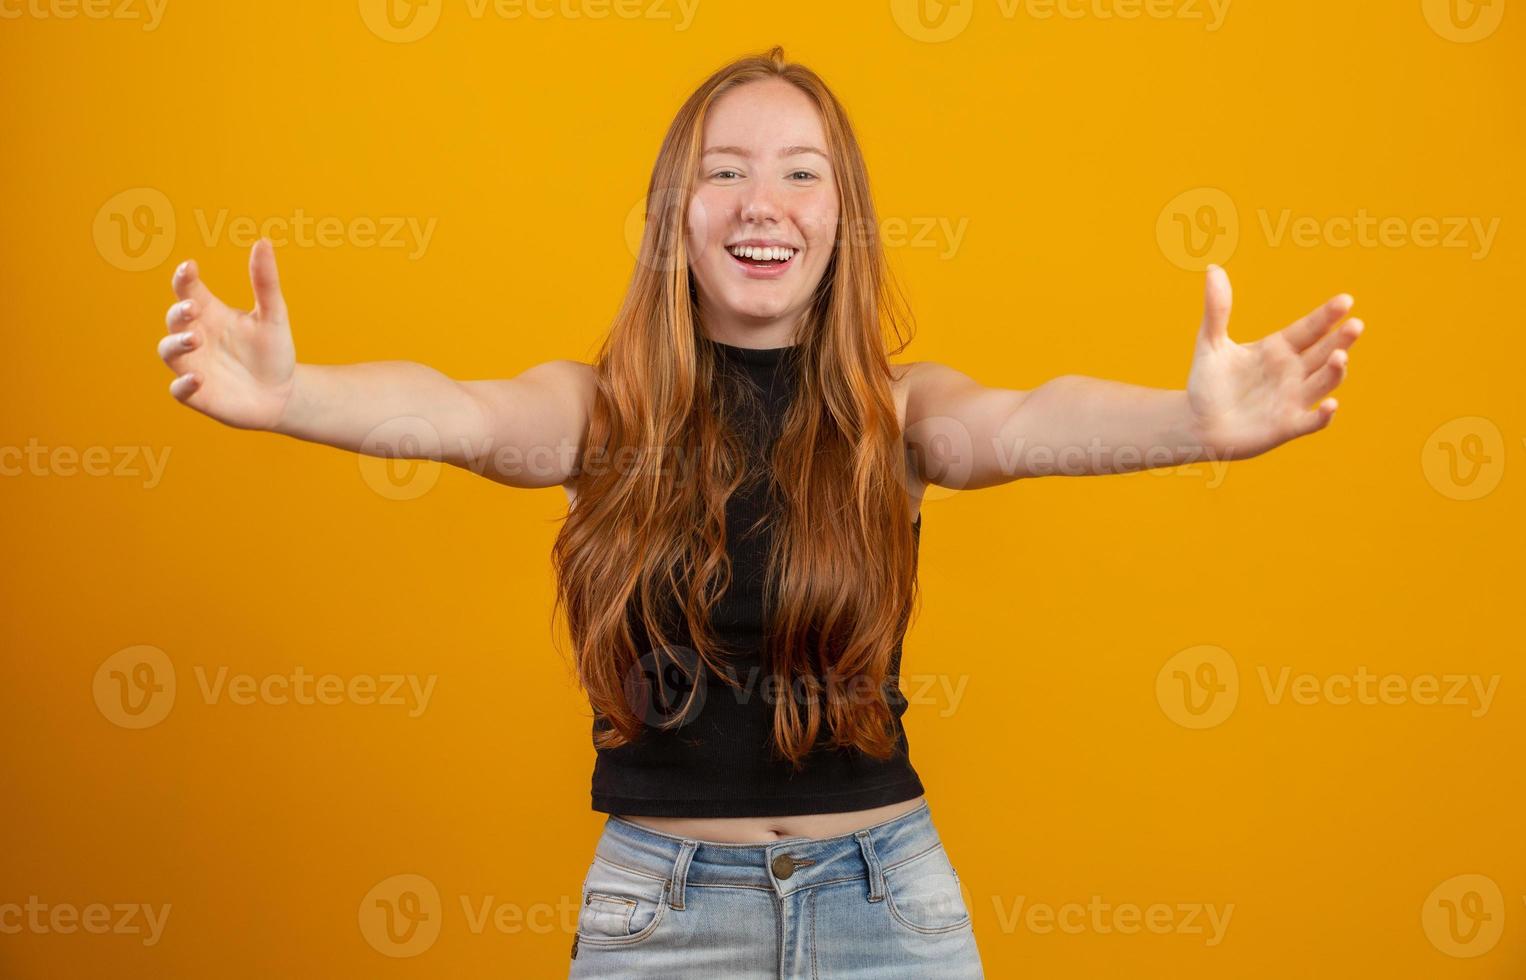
[{"x1": 178, "y1": 331, "x2": 194, "y2": 346}]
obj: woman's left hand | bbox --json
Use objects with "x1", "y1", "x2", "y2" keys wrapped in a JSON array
[{"x1": 1186, "y1": 264, "x2": 1366, "y2": 461}]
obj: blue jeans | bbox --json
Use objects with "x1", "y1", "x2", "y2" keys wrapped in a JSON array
[{"x1": 568, "y1": 798, "x2": 985, "y2": 978}]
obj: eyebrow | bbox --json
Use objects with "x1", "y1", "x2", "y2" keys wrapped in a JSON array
[{"x1": 702, "y1": 144, "x2": 830, "y2": 160}]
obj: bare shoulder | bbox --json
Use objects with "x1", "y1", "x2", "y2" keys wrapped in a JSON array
[
  {"x1": 460, "y1": 358, "x2": 596, "y2": 493},
  {"x1": 889, "y1": 359, "x2": 978, "y2": 428},
  {"x1": 538, "y1": 360, "x2": 596, "y2": 504},
  {"x1": 889, "y1": 359, "x2": 921, "y2": 430},
  {"x1": 523, "y1": 357, "x2": 596, "y2": 394},
  {"x1": 888, "y1": 358, "x2": 1036, "y2": 493}
]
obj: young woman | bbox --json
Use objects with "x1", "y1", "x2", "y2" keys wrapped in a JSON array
[{"x1": 155, "y1": 46, "x2": 1361, "y2": 980}]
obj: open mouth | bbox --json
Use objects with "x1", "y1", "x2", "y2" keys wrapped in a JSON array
[{"x1": 726, "y1": 243, "x2": 798, "y2": 271}]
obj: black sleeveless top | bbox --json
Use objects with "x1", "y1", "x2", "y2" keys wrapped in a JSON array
[{"x1": 589, "y1": 336, "x2": 926, "y2": 817}]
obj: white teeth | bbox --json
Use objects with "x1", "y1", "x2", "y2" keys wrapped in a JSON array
[{"x1": 728, "y1": 244, "x2": 795, "y2": 261}]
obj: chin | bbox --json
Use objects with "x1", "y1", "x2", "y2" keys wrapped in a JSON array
[{"x1": 730, "y1": 299, "x2": 794, "y2": 321}]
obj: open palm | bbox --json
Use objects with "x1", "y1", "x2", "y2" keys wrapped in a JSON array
[
  {"x1": 157, "y1": 238, "x2": 296, "y2": 431},
  {"x1": 1186, "y1": 265, "x2": 1365, "y2": 461}
]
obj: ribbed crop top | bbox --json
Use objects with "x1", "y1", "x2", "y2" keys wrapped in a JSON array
[{"x1": 588, "y1": 336, "x2": 926, "y2": 817}]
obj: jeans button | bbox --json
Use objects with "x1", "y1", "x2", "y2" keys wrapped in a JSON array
[{"x1": 771, "y1": 854, "x2": 796, "y2": 880}]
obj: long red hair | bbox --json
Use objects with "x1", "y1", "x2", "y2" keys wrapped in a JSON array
[{"x1": 551, "y1": 45, "x2": 920, "y2": 770}]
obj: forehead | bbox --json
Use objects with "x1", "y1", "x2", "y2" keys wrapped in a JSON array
[{"x1": 701, "y1": 79, "x2": 828, "y2": 160}]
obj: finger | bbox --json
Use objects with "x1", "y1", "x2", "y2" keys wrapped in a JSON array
[
  {"x1": 1280, "y1": 293, "x2": 1354, "y2": 351},
  {"x1": 1199, "y1": 264, "x2": 1233, "y2": 347},
  {"x1": 171, "y1": 259, "x2": 219, "y2": 308},
  {"x1": 1291, "y1": 397, "x2": 1338, "y2": 438},
  {"x1": 249, "y1": 238, "x2": 288, "y2": 323},
  {"x1": 1300, "y1": 348, "x2": 1348, "y2": 405},
  {"x1": 165, "y1": 298, "x2": 197, "y2": 332},
  {"x1": 169, "y1": 371, "x2": 202, "y2": 404},
  {"x1": 1302, "y1": 317, "x2": 1364, "y2": 377},
  {"x1": 157, "y1": 329, "x2": 199, "y2": 366}
]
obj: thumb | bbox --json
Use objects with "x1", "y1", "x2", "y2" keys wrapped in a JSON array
[
  {"x1": 1199, "y1": 263, "x2": 1232, "y2": 347},
  {"x1": 249, "y1": 238, "x2": 288, "y2": 323}
]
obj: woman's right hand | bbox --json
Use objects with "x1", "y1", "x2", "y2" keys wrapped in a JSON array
[{"x1": 158, "y1": 238, "x2": 298, "y2": 431}]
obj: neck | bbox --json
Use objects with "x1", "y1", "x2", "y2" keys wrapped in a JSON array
[{"x1": 695, "y1": 297, "x2": 803, "y2": 349}]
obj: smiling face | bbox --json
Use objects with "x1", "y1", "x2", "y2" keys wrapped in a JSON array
[{"x1": 686, "y1": 77, "x2": 840, "y2": 348}]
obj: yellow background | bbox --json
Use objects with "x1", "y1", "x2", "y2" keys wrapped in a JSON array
[{"x1": 2, "y1": 0, "x2": 1522, "y2": 976}]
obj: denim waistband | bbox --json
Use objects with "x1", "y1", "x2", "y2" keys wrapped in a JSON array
[{"x1": 597, "y1": 800, "x2": 940, "y2": 905}]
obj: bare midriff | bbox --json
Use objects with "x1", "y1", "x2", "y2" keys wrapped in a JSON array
[{"x1": 615, "y1": 795, "x2": 926, "y2": 844}]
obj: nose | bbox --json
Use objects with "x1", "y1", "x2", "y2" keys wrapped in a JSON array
[{"x1": 739, "y1": 179, "x2": 782, "y2": 225}]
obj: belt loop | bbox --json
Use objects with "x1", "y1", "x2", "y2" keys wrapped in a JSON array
[
  {"x1": 855, "y1": 830, "x2": 884, "y2": 903},
  {"x1": 668, "y1": 840, "x2": 698, "y2": 910}
]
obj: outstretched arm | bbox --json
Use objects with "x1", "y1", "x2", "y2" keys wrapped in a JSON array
[
  {"x1": 156, "y1": 239, "x2": 591, "y2": 489},
  {"x1": 902, "y1": 265, "x2": 1364, "y2": 489}
]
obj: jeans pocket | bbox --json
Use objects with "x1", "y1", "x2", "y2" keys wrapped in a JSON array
[
  {"x1": 882, "y1": 843, "x2": 972, "y2": 935},
  {"x1": 576, "y1": 855, "x2": 672, "y2": 946}
]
